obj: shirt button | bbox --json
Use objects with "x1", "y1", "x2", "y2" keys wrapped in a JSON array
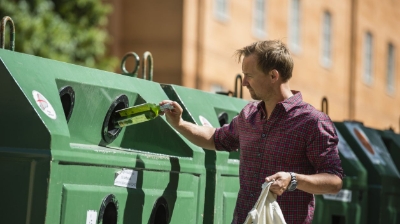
[
  {"x1": 261, "y1": 133, "x2": 266, "y2": 138},
  {"x1": 258, "y1": 153, "x2": 261, "y2": 157},
  {"x1": 250, "y1": 193, "x2": 254, "y2": 197},
  {"x1": 254, "y1": 174, "x2": 257, "y2": 177}
]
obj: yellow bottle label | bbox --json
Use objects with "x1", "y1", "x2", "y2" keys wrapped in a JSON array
[{"x1": 117, "y1": 114, "x2": 148, "y2": 127}]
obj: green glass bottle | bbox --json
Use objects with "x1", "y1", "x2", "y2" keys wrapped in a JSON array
[{"x1": 113, "y1": 102, "x2": 173, "y2": 128}]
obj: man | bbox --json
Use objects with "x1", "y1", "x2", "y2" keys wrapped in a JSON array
[{"x1": 161, "y1": 40, "x2": 343, "y2": 224}]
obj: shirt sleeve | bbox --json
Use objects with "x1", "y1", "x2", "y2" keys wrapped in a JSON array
[
  {"x1": 214, "y1": 114, "x2": 240, "y2": 152},
  {"x1": 306, "y1": 114, "x2": 344, "y2": 179}
]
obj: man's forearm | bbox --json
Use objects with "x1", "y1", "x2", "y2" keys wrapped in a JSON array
[
  {"x1": 296, "y1": 173, "x2": 342, "y2": 195},
  {"x1": 173, "y1": 119, "x2": 217, "y2": 150}
]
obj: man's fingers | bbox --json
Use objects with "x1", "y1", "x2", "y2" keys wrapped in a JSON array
[
  {"x1": 159, "y1": 100, "x2": 179, "y2": 116},
  {"x1": 265, "y1": 174, "x2": 278, "y2": 183},
  {"x1": 266, "y1": 172, "x2": 290, "y2": 196}
]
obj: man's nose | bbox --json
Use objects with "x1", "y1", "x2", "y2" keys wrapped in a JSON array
[{"x1": 242, "y1": 77, "x2": 248, "y2": 86}]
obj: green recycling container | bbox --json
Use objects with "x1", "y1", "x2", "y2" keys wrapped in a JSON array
[
  {"x1": 377, "y1": 129, "x2": 400, "y2": 173},
  {"x1": 335, "y1": 121, "x2": 400, "y2": 224},
  {"x1": 313, "y1": 127, "x2": 368, "y2": 224},
  {"x1": 0, "y1": 49, "x2": 206, "y2": 224},
  {"x1": 161, "y1": 84, "x2": 249, "y2": 224}
]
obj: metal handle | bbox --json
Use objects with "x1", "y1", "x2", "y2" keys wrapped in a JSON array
[
  {"x1": 321, "y1": 97, "x2": 328, "y2": 115},
  {"x1": 121, "y1": 52, "x2": 140, "y2": 77},
  {"x1": 234, "y1": 74, "x2": 243, "y2": 98},
  {"x1": 142, "y1": 51, "x2": 153, "y2": 81},
  {"x1": 1, "y1": 16, "x2": 15, "y2": 51}
]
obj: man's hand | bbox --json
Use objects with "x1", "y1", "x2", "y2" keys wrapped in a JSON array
[
  {"x1": 265, "y1": 172, "x2": 292, "y2": 196},
  {"x1": 159, "y1": 100, "x2": 183, "y2": 128},
  {"x1": 266, "y1": 172, "x2": 343, "y2": 195},
  {"x1": 159, "y1": 100, "x2": 217, "y2": 150}
]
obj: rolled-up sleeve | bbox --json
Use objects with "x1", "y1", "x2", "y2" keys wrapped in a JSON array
[
  {"x1": 214, "y1": 115, "x2": 240, "y2": 152},
  {"x1": 306, "y1": 115, "x2": 344, "y2": 179}
]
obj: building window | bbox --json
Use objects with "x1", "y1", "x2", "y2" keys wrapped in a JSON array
[
  {"x1": 289, "y1": 0, "x2": 301, "y2": 53},
  {"x1": 321, "y1": 11, "x2": 332, "y2": 67},
  {"x1": 363, "y1": 32, "x2": 374, "y2": 85},
  {"x1": 253, "y1": 0, "x2": 266, "y2": 38},
  {"x1": 214, "y1": 0, "x2": 229, "y2": 22},
  {"x1": 387, "y1": 43, "x2": 396, "y2": 94}
]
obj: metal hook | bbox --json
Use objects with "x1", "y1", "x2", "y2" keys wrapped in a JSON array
[
  {"x1": 1, "y1": 16, "x2": 15, "y2": 51},
  {"x1": 142, "y1": 51, "x2": 153, "y2": 81},
  {"x1": 321, "y1": 97, "x2": 328, "y2": 115},
  {"x1": 234, "y1": 74, "x2": 243, "y2": 98},
  {"x1": 121, "y1": 52, "x2": 140, "y2": 77}
]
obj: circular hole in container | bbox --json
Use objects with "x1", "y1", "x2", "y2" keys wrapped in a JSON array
[
  {"x1": 59, "y1": 86, "x2": 75, "y2": 122},
  {"x1": 102, "y1": 95, "x2": 129, "y2": 144},
  {"x1": 101, "y1": 203, "x2": 117, "y2": 224},
  {"x1": 149, "y1": 197, "x2": 169, "y2": 224},
  {"x1": 98, "y1": 194, "x2": 118, "y2": 224},
  {"x1": 354, "y1": 128, "x2": 375, "y2": 155}
]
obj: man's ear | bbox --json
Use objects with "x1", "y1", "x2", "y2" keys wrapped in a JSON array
[{"x1": 270, "y1": 69, "x2": 280, "y2": 83}]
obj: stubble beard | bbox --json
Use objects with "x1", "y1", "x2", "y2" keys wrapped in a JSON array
[{"x1": 248, "y1": 88, "x2": 261, "y2": 100}]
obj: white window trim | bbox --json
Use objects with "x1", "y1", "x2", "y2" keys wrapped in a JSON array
[
  {"x1": 320, "y1": 11, "x2": 332, "y2": 68},
  {"x1": 252, "y1": 0, "x2": 267, "y2": 39},
  {"x1": 288, "y1": 0, "x2": 301, "y2": 54},
  {"x1": 363, "y1": 32, "x2": 374, "y2": 86},
  {"x1": 214, "y1": 0, "x2": 230, "y2": 22},
  {"x1": 386, "y1": 43, "x2": 396, "y2": 94}
]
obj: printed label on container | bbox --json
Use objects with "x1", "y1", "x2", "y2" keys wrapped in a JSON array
[
  {"x1": 338, "y1": 140, "x2": 358, "y2": 160},
  {"x1": 199, "y1": 115, "x2": 213, "y2": 127},
  {"x1": 32, "y1": 90, "x2": 56, "y2": 119},
  {"x1": 323, "y1": 189, "x2": 352, "y2": 202},
  {"x1": 86, "y1": 210, "x2": 98, "y2": 224},
  {"x1": 114, "y1": 169, "x2": 138, "y2": 189}
]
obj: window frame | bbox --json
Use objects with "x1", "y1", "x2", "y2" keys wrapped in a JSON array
[
  {"x1": 288, "y1": 0, "x2": 302, "y2": 53},
  {"x1": 363, "y1": 32, "x2": 374, "y2": 85},
  {"x1": 386, "y1": 43, "x2": 396, "y2": 94},
  {"x1": 321, "y1": 11, "x2": 332, "y2": 68},
  {"x1": 252, "y1": 0, "x2": 267, "y2": 39},
  {"x1": 214, "y1": 0, "x2": 230, "y2": 22}
]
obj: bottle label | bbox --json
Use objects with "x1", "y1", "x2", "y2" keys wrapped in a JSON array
[
  {"x1": 117, "y1": 114, "x2": 148, "y2": 127},
  {"x1": 160, "y1": 103, "x2": 174, "y2": 111}
]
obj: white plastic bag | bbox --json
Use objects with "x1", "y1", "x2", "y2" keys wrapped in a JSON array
[{"x1": 243, "y1": 181, "x2": 286, "y2": 224}]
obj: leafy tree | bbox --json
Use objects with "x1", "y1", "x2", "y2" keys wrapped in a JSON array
[{"x1": 0, "y1": 0, "x2": 117, "y2": 71}]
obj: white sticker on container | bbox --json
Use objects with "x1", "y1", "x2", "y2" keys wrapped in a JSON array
[
  {"x1": 32, "y1": 90, "x2": 56, "y2": 119},
  {"x1": 199, "y1": 115, "x2": 213, "y2": 127},
  {"x1": 86, "y1": 210, "x2": 98, "y2": 224},
  {"x1": 338, "y1": 140, "x2": 358, "y2": 160},
  {"x1": 323, "y1": 189, "x2": 352, "y2": 202},
  {"x1": 114, "y1": 169, "x2": 138, "y2": 189}
]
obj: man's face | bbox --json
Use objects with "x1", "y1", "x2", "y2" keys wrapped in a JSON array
[{"x1": 242, "y1": 54, "x2": 272, "y2": 101}]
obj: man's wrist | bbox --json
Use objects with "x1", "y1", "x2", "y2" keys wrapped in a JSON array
[{"x1": 287, "y1": 172, "x2": 297, "y2": 191}]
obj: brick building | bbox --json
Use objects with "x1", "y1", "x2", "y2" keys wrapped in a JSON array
[{"x1": 106, "y1": 0, "x2": 400, "y2": 131}]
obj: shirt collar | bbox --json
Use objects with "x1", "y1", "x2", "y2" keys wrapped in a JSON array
[{"x1": 256, "y1": 90, "x2": 303, "y2": 112}]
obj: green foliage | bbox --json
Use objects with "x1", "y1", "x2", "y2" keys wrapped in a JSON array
[{"x1": 0, "y1": 0, "x2": 117, "y2": 71}]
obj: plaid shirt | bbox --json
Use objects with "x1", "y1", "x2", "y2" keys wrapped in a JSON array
[{"x1": 214, "y1": 91, "x2": 343, "y2": 224}]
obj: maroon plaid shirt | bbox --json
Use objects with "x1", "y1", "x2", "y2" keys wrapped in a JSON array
[{"x1": 214, "y1": 91, "x2": 343, "y2": 224}]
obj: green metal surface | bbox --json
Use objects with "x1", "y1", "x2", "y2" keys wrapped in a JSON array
[
  {"x1": 335, "y1": 121, "x2": 400, "y2": 224},
  {"x1": 313, "y1": 127, "x2": 368, "y2": 224},
  {"x1": 0, "y1": 49, "x2": 206, "y2": 224},
  {"x1": 377, "y1": 129, "x2": 400, "y2": 173},
  {"x1": 161, "y1": 84, "x2": 249, "y2": 224}
]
